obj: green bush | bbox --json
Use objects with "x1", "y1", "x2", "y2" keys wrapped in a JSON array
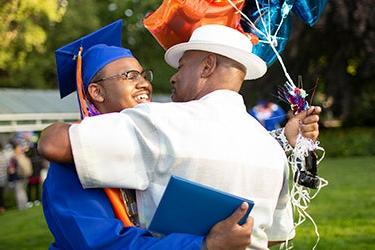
[{"x1": 319, "y1": 127, "x2": 375, "y2": 157}]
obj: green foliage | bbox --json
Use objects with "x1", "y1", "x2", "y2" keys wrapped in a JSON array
[
  {"x1": 0, "y1": 0, "x2": 172, "y2": 92},
  {"x1": 319, "y1": 127, "x2": 375, "y2": 157},
  {"x1": 0, "y1": 0, "x2": 101, "y2": 89},
  {"x1": 345, "y1": 84, "x2": 375, "y2": 126},
  {"x1": 0, "y1": 0, "x2": 66, "y2": 71}
]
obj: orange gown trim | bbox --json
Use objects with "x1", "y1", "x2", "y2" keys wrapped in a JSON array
[{"x1": 104, "y1": 188, "x2": 134, "y2": 227}]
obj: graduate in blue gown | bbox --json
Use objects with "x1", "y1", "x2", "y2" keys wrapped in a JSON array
[
  {"x1": 42, "y1": 20, "x2": 252, "y2": 250},
  {"x1": 43, "y1": 163, "x2": 202, "y2": 249}
]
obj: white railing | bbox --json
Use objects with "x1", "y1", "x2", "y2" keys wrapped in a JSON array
[{"x1": 0, "y1": 113, "x2": 80, "y2": 133}]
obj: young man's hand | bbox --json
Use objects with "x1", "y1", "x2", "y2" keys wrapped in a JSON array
[
  {"x1": 204, "y1": 202, "x2": 253, "y2": 250},
  {"x1": 38, "y1": 122, "x2": 73, "y2": 163}
]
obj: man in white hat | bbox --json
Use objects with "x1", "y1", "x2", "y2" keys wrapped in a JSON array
[{"x1": 39, "y1": 24, "x2": 320, "y2": 249}]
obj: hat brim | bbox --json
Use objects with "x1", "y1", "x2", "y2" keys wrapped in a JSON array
[{"x1": 165, "y1": 42, "x2": 267, "y2": 80}]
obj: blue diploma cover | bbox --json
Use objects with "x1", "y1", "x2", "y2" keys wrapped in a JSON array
[{"x1": 149, "y1": 176, "x2": 254, "y2": 236}]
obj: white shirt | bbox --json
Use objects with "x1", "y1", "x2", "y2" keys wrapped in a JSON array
[{"x1": 70, "y1": 90, "x2": 295, "y2": 249}]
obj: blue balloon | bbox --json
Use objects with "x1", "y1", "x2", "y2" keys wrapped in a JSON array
[
  {"x1": 292, "y1": 0, "x2": 329, "y2": 26},
  {"x1": 241, "y1": 0, "x2": 291, "y2": 66},
  {"x1": 252, "y1": 16, "x2": 291, "y2": 66}
]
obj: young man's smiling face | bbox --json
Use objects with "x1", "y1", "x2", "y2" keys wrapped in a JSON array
[{"x1": 91, "y1": 57, "x2": 153, "y2": 112}]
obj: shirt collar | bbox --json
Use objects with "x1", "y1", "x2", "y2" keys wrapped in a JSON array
[
  {"x1": 198, "y1": 89, "x2": 246, "y2": 111},
  {"x1": 200, "y1": 89, "x2": 243, "y2": 101}
]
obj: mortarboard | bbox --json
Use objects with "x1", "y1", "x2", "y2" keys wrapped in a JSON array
[
  {"x1": 55, "y1": 20, "x2": 133, "y2": 98},
  {"x1": 55, "y1": 19, "x2": 133, "y2": 117}
]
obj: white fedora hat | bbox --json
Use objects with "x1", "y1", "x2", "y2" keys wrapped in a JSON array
[{"x1": 165, "y1": 24, "x2": 267, "y2": 80}]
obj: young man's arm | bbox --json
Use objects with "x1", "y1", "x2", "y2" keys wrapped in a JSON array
[{"x1": 38, "y1": 122, "x2": 73, "y2": 163}]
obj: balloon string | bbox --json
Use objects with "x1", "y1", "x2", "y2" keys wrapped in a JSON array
[
  {"x1": 253, "y1": 0, "x2": 286, "y2": 45},
  {"x1": 272, "y1": 15, "x2": 285, "y2": 44},
  {"x1": 227, "y1": 0, "x2": 267, "y2": 37},
  {"x1": 268, "y1": 38, "x2": 294, "y2": 84},
  {"x1": 267, "y1": 0, "x2": 271, "y2": 36},
  {"x1": 227, "y1": 0, "x2": 295, "y2": 85},
  {"x1": 254, "y1": 0, "x2": 270, "y2": 40},
  {"x1": 287, "y1": 135, "x2": 328, "y2": 249}
]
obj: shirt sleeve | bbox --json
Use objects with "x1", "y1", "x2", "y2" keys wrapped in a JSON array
[
  {"x1": 43, "y1": 162, "x2": 204, "y2": 250},
  {"x1": 269, "y1": 128, "x2": 293, "y2": 152},
  {"x1": 266, "y1": 162, "x2": 295, "y2": 241},
  {"x1": 69, "y1": 105, "x2": 160, "y2": 189}
]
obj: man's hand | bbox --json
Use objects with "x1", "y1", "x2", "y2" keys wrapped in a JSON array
[
  {"x1": 204, "y1": 202, "x2": 253, "y2": 250},
  {"x1": 284, "y1": 106, "x2": 321, "y2": 147}
]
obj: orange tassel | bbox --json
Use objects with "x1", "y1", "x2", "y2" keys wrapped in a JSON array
[
  {"x1": 104, "y1": 188, "x2": 134, "y2": 227},
  {"x1": 76, "y1": 47, "x2": 89, "y2": 118},
  {"x1": 76, "y1": 47, "x2": 133, "y2": 227}
]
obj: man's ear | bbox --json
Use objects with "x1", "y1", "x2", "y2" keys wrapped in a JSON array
[
  {"x1": 201, "y1": 53, "x2": 217, "y2": 78},
  {"x1": 87, "y1": 83, "x2": 104, "y2": 103}
]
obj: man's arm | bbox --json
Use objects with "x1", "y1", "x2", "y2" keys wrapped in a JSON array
[{"x1": 38, "y1": 122, "x2": 73, "y2": 163}]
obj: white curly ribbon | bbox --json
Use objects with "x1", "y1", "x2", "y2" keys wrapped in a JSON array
[
  {"x1": 272, "y1": 129, "x2": 328, "y2": 249},
  {"x1": 285, "y1": 134, "x2": 328, "y2": 250}
]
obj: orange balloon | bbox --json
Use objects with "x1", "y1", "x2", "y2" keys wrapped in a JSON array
[{"x1": 144, "y1": 0, "x2": 253, "y2": 50}]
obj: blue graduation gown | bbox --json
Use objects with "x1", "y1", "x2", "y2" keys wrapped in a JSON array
[{"x1": 42, "y1": 162, "x2": 203, "y2": 249}]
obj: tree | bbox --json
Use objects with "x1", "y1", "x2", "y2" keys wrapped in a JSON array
[
  {"x1": 0, "y1": 0, "x2": 172, "y2": 92},
  {"x1": 0, "y1": 0, "x2": 66, "y2": 73}
]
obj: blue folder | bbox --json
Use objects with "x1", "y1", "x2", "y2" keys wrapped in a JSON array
[{"x1": 148, "y1": 175, "x2": 254, "y2": 236}]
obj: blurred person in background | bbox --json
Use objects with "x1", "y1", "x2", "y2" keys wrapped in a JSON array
[
  {"x1": 26, "y1": 145, "x2": 48, "y2": 206},
  {"x1": 0, "y1": 143, "x2": 8, "y2": 214},
  {"x1": 7, "y1": 139, "x2": 32, "y2": 210},
  {"x1": 249, "y1": 100, "x2": 286, "y2": 131}
]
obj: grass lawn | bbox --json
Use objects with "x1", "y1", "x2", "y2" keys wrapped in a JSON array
[
  {"x1": 286, "y1": 156, "x2": 375, "y2": 250},
  {"x1": 0, "y1": 156, "x2": 374, "y2": 249},
  {"x1": 0, "y1": 206, "x2": 52, "y2": 250}
]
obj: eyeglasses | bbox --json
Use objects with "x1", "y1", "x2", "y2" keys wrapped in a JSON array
[{"x1": 92, "y1": 69, "x2": 153, "y2": 83}]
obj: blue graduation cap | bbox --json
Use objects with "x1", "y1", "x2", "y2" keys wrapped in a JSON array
[{"x1": 55, "y1": 19, "x2": 133, "y2": 99}]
